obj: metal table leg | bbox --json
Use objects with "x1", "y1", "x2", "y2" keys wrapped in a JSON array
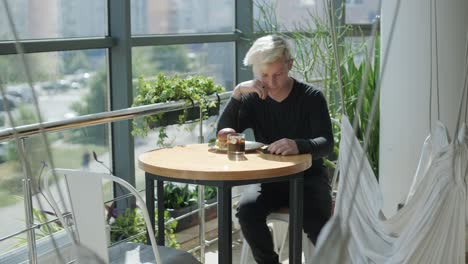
[
  {"x1": 218, "y1": 185, "x2": 232, "y2": 264},
  {"x1": 145, "y1": 173, "x2": 155, "y2": 245},
  {"x1": 157, "y1": 179, "x2": 165, "y2": 246},
  {"x1": 289, "y1": 174, "x2": 304, "y2": 264}
]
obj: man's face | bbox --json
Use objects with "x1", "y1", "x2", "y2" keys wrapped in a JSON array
[{"x1": 259, "y1": 59, "x2": 292, "y2": 94}]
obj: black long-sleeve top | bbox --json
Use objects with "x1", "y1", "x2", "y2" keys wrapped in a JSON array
[{"x1": 217, "y1": 78, "x2": 334, "y2": 174}]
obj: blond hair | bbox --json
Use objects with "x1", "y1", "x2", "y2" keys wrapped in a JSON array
[{"x1": 243, "y1": 35, "x2": 292, "y2": 76}]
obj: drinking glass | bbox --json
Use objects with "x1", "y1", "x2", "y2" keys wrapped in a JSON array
[{"x1": 227, "y1": 133, "x2": 246, "y2": 160}]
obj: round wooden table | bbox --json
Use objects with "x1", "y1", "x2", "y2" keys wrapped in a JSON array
[{"x1": 139, "y1": 143, "x2": 312, "y2": 264}]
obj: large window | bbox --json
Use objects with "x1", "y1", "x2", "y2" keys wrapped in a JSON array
[
  {"x1": 254, "y1": 0, "x2": 380, "y2": 31},
  {"x1": 0, "y1": 0, "x2": 106, "y2": 40},
  {"x1": 0, "y1": 128, "x2": 111, "y2": 250},
  {"x1": 254, "y1": 0, "x2": 325, "y2": 32},
  {"x1": 0, "y1": 50, "x2": 110, "y2": 254},
  {"x1": 132, "y1": 43, "x2": 235, "y2": 90},
  {"x1": 132, "y1": 42, "x2": 235, "y2": 190},
  {"x1": 0, "y1": 50, "x2": 107, "y2": 122},
  {"x1": 131, "y1": 0, "x2": 235, "y2": 35}
]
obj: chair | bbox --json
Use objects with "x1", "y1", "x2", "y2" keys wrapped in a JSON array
[
  {"x1": 239, "y1": 208, "x2": 315, "y2": 264},
  {"x1": 42, "y1": 169, "x2": 200, "y2": 264}
]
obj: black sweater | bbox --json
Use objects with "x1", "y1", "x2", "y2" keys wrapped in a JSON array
[{"x1": 217, "y1": 79, "x2": 334, "y2": 173}]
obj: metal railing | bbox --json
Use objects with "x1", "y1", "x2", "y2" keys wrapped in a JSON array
[
  {"x1": 0, "y1": 92, "x2": 230, "y2": 142},
  {"x1": 110, "y1": 193, "x2": 242, "y2": 248},
  {"x1": 0, "y1": 92, "x2": 231, "y2": 263}
]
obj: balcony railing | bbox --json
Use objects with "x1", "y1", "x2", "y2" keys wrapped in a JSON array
[{"x1": 0, "y1": 91, "x2": 231, "y2": 263}]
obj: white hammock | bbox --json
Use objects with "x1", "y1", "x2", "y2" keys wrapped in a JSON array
[
  {"x1": 405, "y1": 121, "x2": 450, "y2": 204},
  {"x1": 311, "y1": 115, "x2": 468, "y2": 264}
]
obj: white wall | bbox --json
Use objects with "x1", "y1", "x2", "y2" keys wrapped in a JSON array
[{"x1": 380, "y1": 0, "x2": 468, "y2": 216}]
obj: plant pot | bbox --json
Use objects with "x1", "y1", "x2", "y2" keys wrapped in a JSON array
[
  {"x1": 148, "y1": 103, "x2": 220, "y2": 129},
  {"x1": 167, "y1": 198, "x2": 218, "y2": 232}
]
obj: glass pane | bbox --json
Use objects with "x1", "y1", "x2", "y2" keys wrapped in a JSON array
[
  {"x1": 0, "y1": 49, "x2": 110, "y2": 254},
  {"x1": 0, "y1": 49, "x2": 107, "y2": 123},
  {"x1": 0, "y1": 0, "x2": 106, "y2": 40},
  {"x1": 132, "y1": 42, "x2": 234, "y2": 190},
  {"x1": 131, "y1": 0, "x2": 234, "y2": 35},
  {"x1": 0, "y1": 129, "x2": 111, "y2": 255},
  {"x1": 0, "y1": 157, "x2": 25, "y2": 255},
  {"x1": 345, "y1": 0, "x2": 380, "y2": 24},
  {"x1": 254, "y1": 0, "x2": 326, "y2": 32},
  {"x1": 132, "y1": 43, "x2": 234, "y2": 91}
]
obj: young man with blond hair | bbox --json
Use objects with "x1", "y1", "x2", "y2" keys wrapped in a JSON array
[{"x1": 217, "y1": 35, "x2": 333, "y2": 264}]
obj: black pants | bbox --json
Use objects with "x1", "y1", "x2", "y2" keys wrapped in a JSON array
[{"x1": 236, "y1": 168, "x2": 331, "y2": 264}]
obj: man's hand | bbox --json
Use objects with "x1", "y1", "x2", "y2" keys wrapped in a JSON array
[
  {"x1": 268, "y1": 138, "x2": 299, "y2": 155},
  {"x1": 233, "y1": 79, "x2": 267, "y2": 100}
]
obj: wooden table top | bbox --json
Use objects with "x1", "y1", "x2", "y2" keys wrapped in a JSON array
[{"x1": 138, "y1": 144, "x2": 312, "y2": 181}]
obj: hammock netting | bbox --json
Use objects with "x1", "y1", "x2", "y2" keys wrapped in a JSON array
[{"x1": 311, "y1": 115, "x2": 468, "y2": 263}]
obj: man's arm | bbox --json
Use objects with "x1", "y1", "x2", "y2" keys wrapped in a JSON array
[
  {"x1": 217, "y1": 82, "x2": 261, "y2": 133},
  {"x1": 295, "y1": 90, "x2": 334, "y2": 158},
  {"x1": 267, "y1": 90, "x2": 334, "y2": 157},
  {"x1": 217, "y1": 97, "x2": 242, "y2": 132}
]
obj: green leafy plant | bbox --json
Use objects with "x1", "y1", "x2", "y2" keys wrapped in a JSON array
[
  {"x1": 336, "y1": 37, "x2": 380, "y2": 175},
  {"x1": 132, "y1": 73, "x2": 225, "y2": 147},
  {"x1": 110, "y1": 208, "x2": 145, "y2": 243},
  {"x1": 194, "y1": 185, "x2": 218, "y2": 201},
  {"x1": 16, "y1": 208, "x2": 64, "y2": 247},
  {"x1": 110, "y1": 208, "x2": 179, "y2": 248},
  {"x1": 163, "y1": 184, "x2": 218, "y2": 232},
  {"x1": 163, "y1": 183, "x2": 218, "y2": 210},
  {"x1": 255, "y1": 0, "x2": 380, "y2": 176},
  {"x1": 164, "y1": 183, "x2": 198, "y2": 210}
]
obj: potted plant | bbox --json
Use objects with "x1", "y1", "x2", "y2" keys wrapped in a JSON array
[
  {"x1": 110, "y1": 207, "x2": 179, "y2": 248},
  {"x1": 164, "y1": 183, "x2": 218, "y2": 232},
  {"x1": 132, "y1": 73, "x2": 225, "y2": 146}
]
